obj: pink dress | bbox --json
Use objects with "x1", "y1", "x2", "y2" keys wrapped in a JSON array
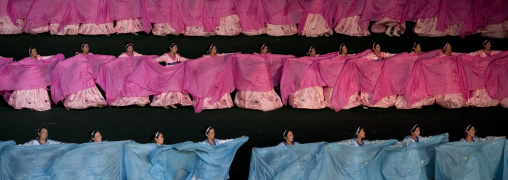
[
  {"x1": 110, "y1": 51, "x2": 151, "y2": 107},
  {"x1": 25, "y1": 25, "x2": 49, "y2": 34},
  {"x1": 49, "y1": 24, "x2": 79, "y2": 36},
  {"x1": 79, "y1": 23, "x2": 115, "y2": 35},
  {"x1": 480, "y1": 21, "x2": 508, "y2": 38},
  {"x1": 413, "y1": 17, "x2": 462, "y2": 37},
  {"x1": 8, "y1": 55, "x2": 51, "y2": 111},
  {"x1": 433, "y1": 52, "x2": 469, "y2": 108},
  {"x1": 360, "y1": 52, "x2": 397, "y2": 108},
  {"x1": 0, "y1": 16, "x2": 24, "y2": 34},
  {"x1": 214, "y1": 15, "x2": 242, "y2": 36},
  {"x1": 151, "y1": 53, "x2": 193, "y2": 107},
  {"x1": 234, "y1": 89, "x2": 283, "y2": 111},
  {"x1": 323, "y1": 54, "x2": 362, "y2": 110},
  {"x1": 114, "y1": 18, "x2": 144, "y2": 34},
  {"x1": 152, "y1": 23, "x2": 180, "y2": 36},
  {"x1": 288, "y1": 86, "x2": 326, "y2": 109},
  {"x1": 301, "y1": 14, "x2": 333, "y2": 37},
  {"x1": 465, "y1": 50, "x2": 501, "y2": 107},
  {"x1": 184, "y1": 26, "x2": 215, "y2": 36},
  {"x1": 265, "y1": 24, "x2": 298, "y2": 36},
  {"x1": 192, "y1": 54, "x2": 234, "y2": 110},
  {"x1": 334, "y1": 16, "x2": 371, "y2": 37},
  {"x1": 62, "y1": 53, "x2": 108, "y2": 109}
]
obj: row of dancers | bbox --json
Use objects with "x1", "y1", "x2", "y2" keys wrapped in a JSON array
[
  {"x1": 18, "y1": 124, "x2": 506, "y2": 147},
  {"x1": 1, "y1": 40, "x2": 506, "y2": 112},
  {"x1": 1, "y1": 0, "x2": 506, "y2": 38}
]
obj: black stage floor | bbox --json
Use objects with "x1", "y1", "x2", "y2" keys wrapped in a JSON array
[{"x1": 1, "y1": 22, "x2": 508, "y2": 179}]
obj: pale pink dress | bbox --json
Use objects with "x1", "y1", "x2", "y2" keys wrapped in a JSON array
[
  {"x1": 79, "y1": 23, "x2": 115, "y2": 35},
  {"x1": 63, "y1": 53, "x2": 107, "y2": 109},
  {"x1": 371, "y1": 17, "x2": 406, "y2": 34},
  {"x1": 466, "y1": 50, "x2": 501, "y2": 107},
  {"x1": 242, "y1": 26, "x2": 266, "y2": 36},
  {"x1": 265, "y1": 24, "x2": 298, "y2": 36},
  {"x1": 110, "y1": 51, "x2": 151, "y2": 107},
  {"x1": 480, "y1": 20, "x2": 508, "y2": 38},
  {"x1": 152, "y1": 23, "x2": 180, "y2": 36},
  {"x1": 192, "y1": 54, "x2": 234, "y2": 110},
  {"x1": 413, "y1": 17, "x2": 462, "y2": 37},
  {"x1": 433, "y1": 52, "x2": 469, "y2": 108},
  {"x1": 184, "y1": 26, "x2": 215, "y2": 36},
  {"x1": 395, "y1": 51, "x2": 436, "y2": 109},
  {"x1": 0, "y1": 16, "x2": 24, "y2": 34},
  {"x1": 151, "y1": 53, "x2": 193, "y2": 107},
  {"x1": 334, "y1": 16, "x2": 371, "y2": 36},
  {"x1": 25, "y1": 24, "x2": 49, "y2": 34},
  {"x1": 214, "y1": 15, "x2": 242, "y2": 36},
  {"x1": 360, "y1": 52, "x2": 397, "y2": 108},
  {"x1": 114, "y1": 18, "x2": 144, "y2": 34},
  {"x1": 288, "y1": 86, "x2": 326, "y2": 109},
  {"x1": 235, "y1": 89, "x2": 283, "y2": 111},
  {"x1": 301, "y1": 13, "x2": 333, "y2": 37},
  {"x1": 8, "y1": 55, "x2": 51, "y2": 111},
  {"x1": 49, "y1": 24, "x2": 79, "y2": 35}
]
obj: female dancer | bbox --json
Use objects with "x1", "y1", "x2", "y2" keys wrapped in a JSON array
[
  {"x1": 461, "y1": 124, "x2": 505, "y2": 142},
  {"x1": 151, "y1": 43, "x2": 193, "y2": 109},
  {"x1": 151, "y1": 131, "x2": 164, "y2": 145},
  {"x1": 22, "y1": 127, "x2": 64, "y2": 145},
  {"x1": 8, "y1": 47, "x2": 53, "y2": 111},
  {"x1": 234, "y1": 43, "x2": 283, "y2": 111},
  {"x1": 62, "y1": 43, "x2": 108, "y2": 109},
  {"x1": 88, "y1": 129, "x2": 103, "y2": 142}
]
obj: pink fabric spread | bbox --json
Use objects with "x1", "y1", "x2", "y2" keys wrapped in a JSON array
[
  {"x1": 108, "y1": 0, "x2": 140, "y2": 20},
  {"x1": 401, "y1": 0, "x2": 440, "y2": 22},
  {"x1": 128, "y1": 58, "x2": 186, "y2": 94},
  {"x1": 22, "y1": 0, "x2": 68, "y2": 31},
  {"x1": 286, "y1": 0, "x2": 334, "y2": 34},
  {"x1": 183, "y1": 54, "x2": 236, "y2": 113},
  {"x1": 96, "y1": 55, "x2": 157, "y2": 104},
  {"x1": 332, "y1": 0, "x2": 370, "y2": 29},
  {"x1": 235, "y1": 0, "x2": 264, "y2": 31},
  {"x1": 230, "y1": 54, "x2": 279, "y2": 92},
  {"x1": 485, "y1": 52, "x2": 508, "y2": 100},
  {"x1": 0, "y1": 57, "x2": 14, "y2": 101},
  {"x1": 459, "y1": 0, "x2": 508, "y2": 37},
  {"x1": 280, "y1": 51, "x2": 369, "y2": 105},
  {"x1": 202, "y1": 0, "x2": 236, "y2": 32},
  {"x1": 404, "y1": 54, "x2": 465, "y2": 107},
  {"x1": 369, "y1": 0, "x2": 406, "y2": 22},
  {"x1": 58, "y1": 0, "x2": 113, "y2": 31},
  {"x1": 178, "y1": 0, "x2": 205, "y2": 27},
  {"x1": 50, "y1": 54, "x2": 115, "y2": 104},
  {"x1": 435, "y1": 0, "x2": 474, "y2": 31},
  {"x1": 140, "y1": 0, "x2": 184, "y2": 33},
  {"x1": 257, "y1": 0, "x2": 301, "y2": 25},
  {"x1": 7, "y1": 0, "x2": 34, "y2": 24},
  {"x1": 0, "y1": 54, "x2": 64, "y2": 92},
  {"x1": 371, "y1": 50, "x2": 441, "y2": 105}
]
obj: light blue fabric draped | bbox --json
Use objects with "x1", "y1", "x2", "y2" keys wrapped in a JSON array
[
  {"x1": 316, "y1": 140, "x2": 397, "y2": 180},
  {"x1": 0, "y1": 140, "x2": 16, "y2": 173},
  {"x1": 0, "y1": 143, "x2": 77, "y2": 180},
  {"x1": 248, "y1": 142, "x2": 326, "y2": 180},
  {"x1": 435, "y1": 138, "x2": 507, "y2": 180},
  {"x1": 122, "y1": 142, "x2": 160, "y2": 180},
  {"x1": 382, "y1": 133, "x2": 449, "y2": 180},
  {"x1": 151, "y1": 137, "x2": 248, "y2": 180},
  {"x1": 47, "y1": 141, "x2": 130, "y2": 179}
]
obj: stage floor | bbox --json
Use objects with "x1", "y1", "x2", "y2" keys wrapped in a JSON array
[{"x1": 1, "y1": 22, "x2": 508, "y2": 179}]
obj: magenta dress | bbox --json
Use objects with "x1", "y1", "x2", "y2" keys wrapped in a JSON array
[
  {"x1": 114, "y1": 18, "x2": 144, "y2": 34},
  {"x1": 109, "y1": 51, "x2": 150, "y2": 107},
  {"x1": 62, "y1": 53, "x2": 108, "y2": 109},
  {"x1": 151, "y1": 53, "x2": 193, "y2": 107},
  {"x1": 465, "y1": 50, "x2": 502, "y2": 107},
  {"x1": 301, "y1": 14, "x2": 333, "y2": 37},
  {"x1": 360, "y1": 52, "x2": 397, "y2": 108},
  {"x1": 432, "y1": 52, "x2": 469, "y2": 108},
  {"x1": 191, "y1": 54, "x2": 234, "y2": 110},
  {"x1": 8, "y1": 55, "x2": 51, "y2": 111}
]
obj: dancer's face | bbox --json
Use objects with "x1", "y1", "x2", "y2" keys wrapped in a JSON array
[
  {"x1": 373, "y1": 44, "x2": 381, "y2": 53},
  {"x1": 260, "y1": 46, "x2": 268, "y2": 54},
  {"x1": 484, "y1": 42, "x2": 491, "y2": 51},
  {"x1": 38, "y1": 128, "x2": 48, "y2": 141},
  {"x1": 126, "y1": 46, "x2": 133, "y2": 53},
  {"x1": 92, "y1": 131, "x2": 102, "y2": 142},
  {"x1": 284, "y1": 131, "x2": 294, "y2": 143},
  {"x1": 155, "y1": 133, "x2": 164, "y2": 145},
  {"x1": 81, "y1": 44, "x2": 89, "y2": 54},
  {"x1": 170, "y1": 45, "x2": 178, "y2": 53},
  {"x1": 411, "y1": 127, "x2": 420, "y2": 137},
  {"x1": 206, "y1": 128, "x2": 215, "y2": 140},
  {"x1": 466, "y1": 126, "x2": 476, "y2": 138}
]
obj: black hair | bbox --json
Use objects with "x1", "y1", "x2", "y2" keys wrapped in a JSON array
[
  {"x1": 80, "y1": 42, "x2": 88, "y2": 49},
  {"x1": 411, "y1": 42, "x2": 420, "y2": 52},
  {"x1": 202, "y1": 126, "x2": 214, "y2": 137},
  {"x1": 353, "y1": 126, "x2": 363, "y2": 138},
  {"x1": 307, "y1": 46, "x2": 315, "y2": 54},
  {"x1": 169, "y1": 43, "x2": 177, "y2": 50},
  {"x1": 282, "y1": 129, "x2": 292, "y2": 138},
  {"x1": 151, "y1": 131, "x2": 161, "y2": 142},
  {"x1": 339, "y1": 43, "x2": 346, "y2": 53},
  {"x1": 37, "y1": 127, "x2": 47, "y2": 133},
  {"x1": 124, "y1": 42, "x2": 133, "y2": 49},
  {"x1": 88, "y1": 129, "x2": 99, "y2": 141},
  {"x1": 372, "y1": 42, "x2": 380, "y2": 50},
  {"x1": 408, "y1": 124, "x2": 419, "y2": 133},
  {"x1": 207, "y1": 44, "x2": 215, "y2": 54},
  {"x1": 464, "y1": 124, "x2": 475, "y2": 135}
]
